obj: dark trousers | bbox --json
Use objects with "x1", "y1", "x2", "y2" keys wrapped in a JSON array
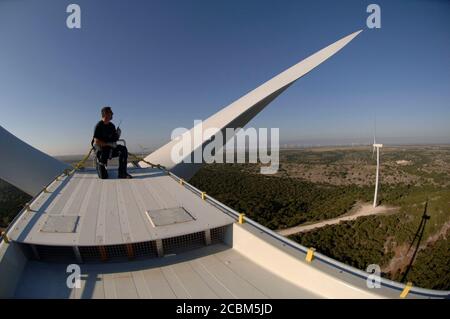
[{"x1": 96, "y1": 145, "x2": 128, "y2": 178}]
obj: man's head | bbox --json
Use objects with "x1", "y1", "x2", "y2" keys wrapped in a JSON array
[{"x1": 101, "y1": 106, "x2": 113, "y2": 123}]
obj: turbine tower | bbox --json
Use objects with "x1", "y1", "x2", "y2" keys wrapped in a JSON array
[{"x1": 372, "y1": 135, "x2": 383, "y2": 207}]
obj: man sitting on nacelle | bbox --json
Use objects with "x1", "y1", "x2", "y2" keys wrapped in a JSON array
[{"x1": 92, "y1": 106, "x2": 132, "y2": 179}]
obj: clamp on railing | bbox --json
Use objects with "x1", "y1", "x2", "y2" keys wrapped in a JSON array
[
  {"x1": 24, "y1": 202, "x2": 33, "y2": 212},
  {"x1": 1, "y1": 231, "x2": 10, "y2": 244},
  {"x1": 306, "y1": 247, "x2": 316, "y2": 263},
  {"x1": 400, "y1": 282, "x2": 413, "y2": 298}
]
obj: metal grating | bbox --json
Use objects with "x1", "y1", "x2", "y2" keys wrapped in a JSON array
[
  {"x1": 21, "y1": 226, "x2": 227, "y2": 263},
  {"x1": 33, "y1": 245, "x2": 77, "y2": 262},
  {"x1": 105, "y1": 244, "x2": 128, "y2": 259},
  {"x1": 133, "y1": 241, "x2": 158, "y2": 258},
  {"x1": 211, "y1": 226, "x2": 227, "y2": 244},
  {"x1": 79, "y1": 246, "x2": 101, "y2": 262},
  {"x1": 163, "y1": 231, "x2": 205, "y2": 254}
]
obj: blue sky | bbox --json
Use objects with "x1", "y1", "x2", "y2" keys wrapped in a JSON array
[{"x1": 0, "y1": 0, "x2": 449, "y2": 155}]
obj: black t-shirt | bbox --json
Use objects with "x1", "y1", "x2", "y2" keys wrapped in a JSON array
[{"x1": 93, "y1": 121, "x2": 119, "y2": 143}]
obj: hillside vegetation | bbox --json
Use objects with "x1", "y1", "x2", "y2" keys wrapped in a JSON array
[
  {"x1": 1, "y1": 146, "x2": 449, "y2": 289},
  {"x1": 0, "y1": 180, "x2": 31, "y2": 229},
  {"x1": 190, "y1": 146, "x2": 450, "y2": 290}
]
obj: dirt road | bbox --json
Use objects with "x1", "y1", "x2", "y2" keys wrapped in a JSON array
[{"x1": 277, "y1": 203, "x2": 398, "y2": 236}]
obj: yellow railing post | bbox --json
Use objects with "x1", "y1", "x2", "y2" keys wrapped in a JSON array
[
  {"x1": 201, "y1": 192, "x2": 206, "y2": 200},
  {"x1": 306, "y1": 247, "x2": 316, "y2": 263},
  {"x1": 238, "y1": 213, "x2": 246, "y2": 224},
  {"x1": 400, "y1": 282, "x2": 413, "y2": 298},
  {"x1": 179, "y1": 179, "x2": 184, "y2": 185},
  {"x1": 1, "y1": 231, "x2": 10, "y2": 244}
]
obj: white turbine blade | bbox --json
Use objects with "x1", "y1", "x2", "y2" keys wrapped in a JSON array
[
  {"x1": 142, "y1": 30, "x2": 363, "y2": 179},
  {"x1": 0, "y1": 125, "x2": 69, "y2": 196}
]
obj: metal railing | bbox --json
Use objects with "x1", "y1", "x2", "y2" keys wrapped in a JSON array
[
  {"x1": 2, "y1": 166, "x2": 449, "y2": 298},
  {"x1": 1, "y1": 171, "x2": 70, "y2": 245},
  {"x1": 166, "y1": 170, "x2": 450, "y2": 299}
]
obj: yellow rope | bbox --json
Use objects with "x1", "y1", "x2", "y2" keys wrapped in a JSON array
[
  {"x1": 128, "y1": 152, "x2": 166, "y2": 171},
  {"x1": 60, "y1": 147, "x2": 167, "y2": 178},
  {"x1": 63, "y1": 147, "x2": 94, "y2": 176},
  {"x1": 0, "y1": 147, "x2": 95, "y2": 244},
  {"x1": 2, "y1": 146, "x2": 168, "y2": 245}
]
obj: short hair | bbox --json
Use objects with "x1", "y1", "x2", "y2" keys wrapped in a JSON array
[{"x1": 101, "y1": 106, "x2": 112, "y2": 117}]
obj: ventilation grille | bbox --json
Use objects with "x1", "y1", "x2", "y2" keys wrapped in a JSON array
[
  {"x1": 79, "y1": 241, "x2": 158, "y2": 262},
  {"x1": 211, "y1": 226, "x2": 226, "y2": 244},
  {"x1": 133, "y1": 241, "x2": 158, "y2": 258},
  {"x1": 21, "y1": 226, "x2": 228, "y2": 263},
  {"x1": 32, "y1": 245, "x2": 76, "y2": 262},
  {"x1": 163, "y1": 231, "x2": 205, "y2": 254},
  {"x1": 78, "y1": 246, "x2": 102, "y2": 262}
]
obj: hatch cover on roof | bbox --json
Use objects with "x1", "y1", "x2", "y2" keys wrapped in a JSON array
[
  {"x1": 40, "y1": 215, "x2": 80, "y2": 233},
  {"x1": 146, "y1": 207, "x2": 195, "y2": 227}
]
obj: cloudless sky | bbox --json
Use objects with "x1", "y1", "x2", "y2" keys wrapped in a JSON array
[{"x1": 0, "y1": 0, "x2": 449, "y2": 155}]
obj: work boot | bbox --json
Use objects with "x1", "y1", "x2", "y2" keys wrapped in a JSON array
[
  {"x1": 96, "y1": 161, "x2": 108, "y2": 179},
  {"x1": 118, "y1": 172, "x2": 133, "y2": 179}
]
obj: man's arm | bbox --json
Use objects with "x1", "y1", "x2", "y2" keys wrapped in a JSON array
[
  {"x1": 111, "y1": 124, "x2": 120, "y2": 142},
  {"x1": 93, "y1": 138, "x2": 107, "y2": 148}
]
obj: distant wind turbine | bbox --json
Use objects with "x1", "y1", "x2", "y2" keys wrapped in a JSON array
[{"x1": 372, "y1": 123, "x2": 383, "y2": 208}]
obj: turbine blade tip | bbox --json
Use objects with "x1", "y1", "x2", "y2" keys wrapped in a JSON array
[{"x1": 349, "y1": 29, "x2": 363, "y2": 39}]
